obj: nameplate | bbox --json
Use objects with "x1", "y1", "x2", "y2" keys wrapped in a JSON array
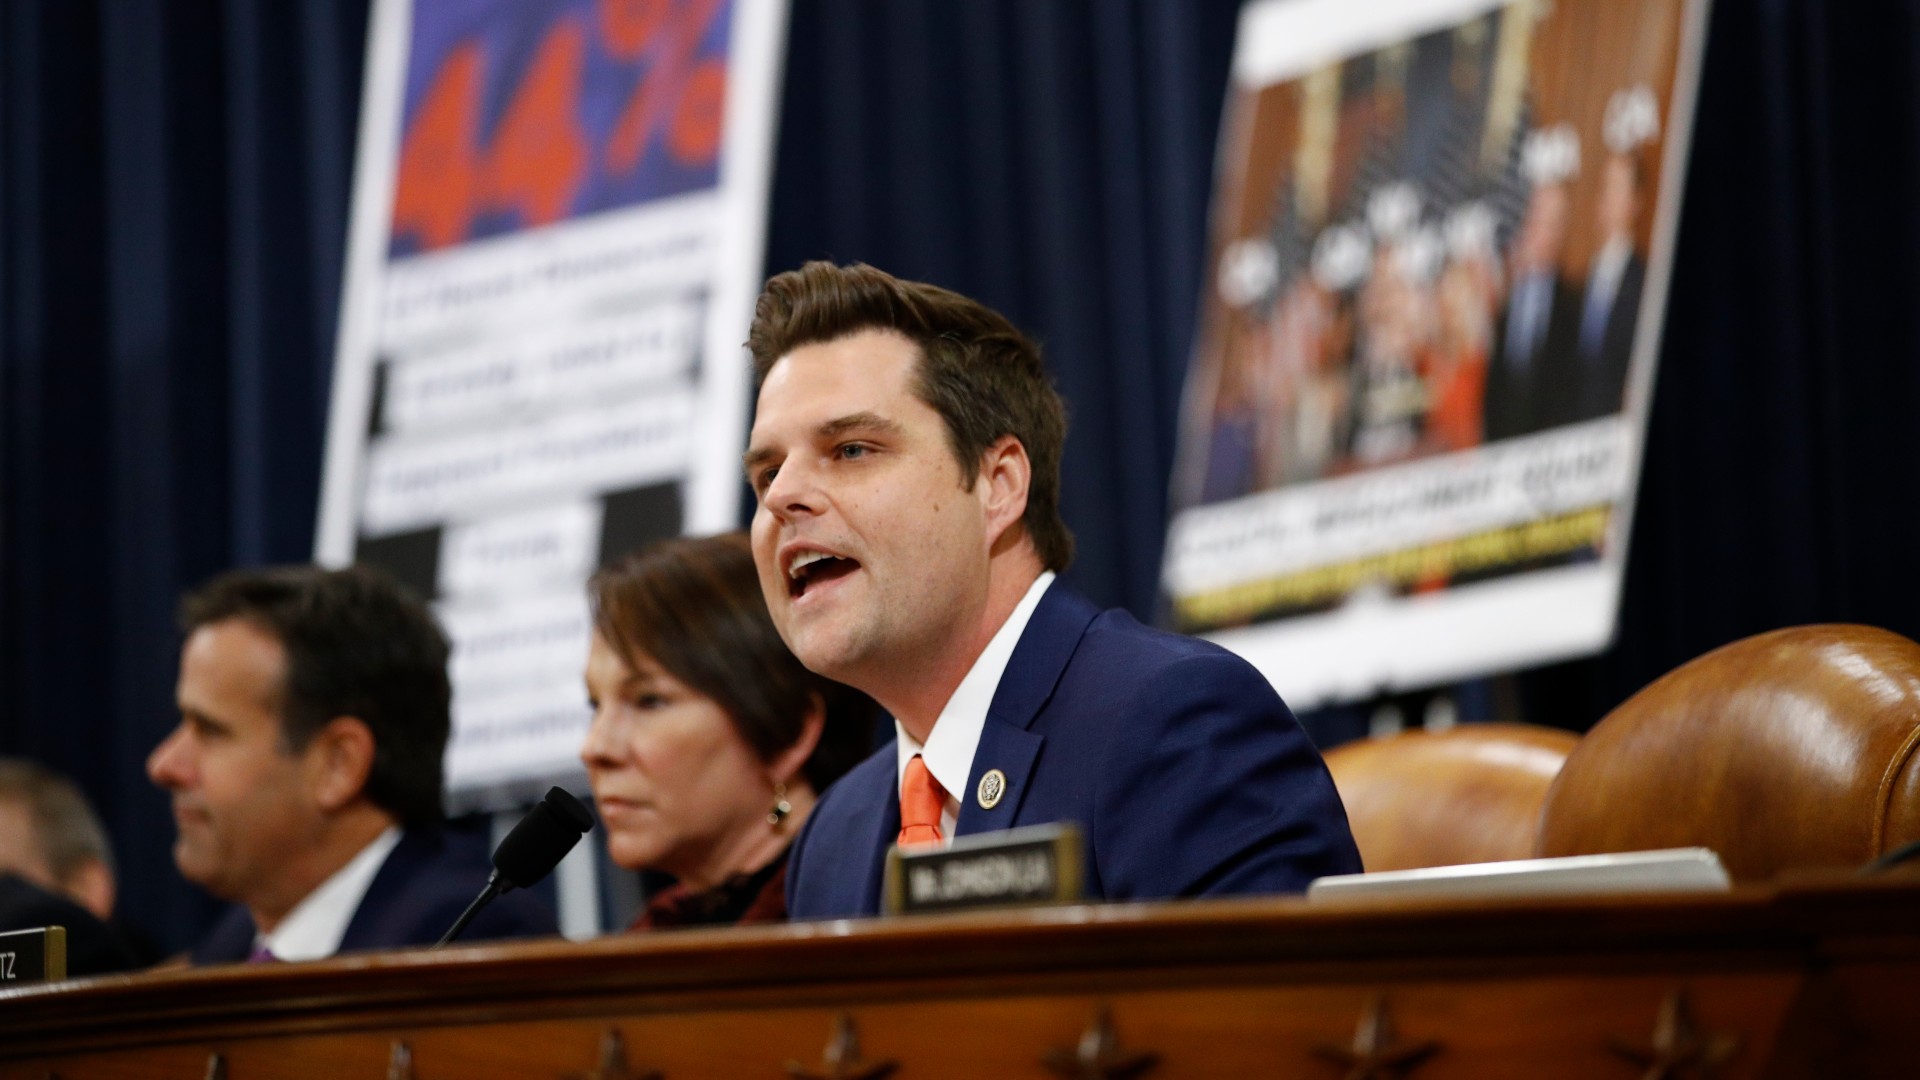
[
  {"x1": 885, "y1": 823, "x2": 1083, "y2": 915},
  {"x1": 0, "y1": 926, "x2": 67, "y2": 984}
]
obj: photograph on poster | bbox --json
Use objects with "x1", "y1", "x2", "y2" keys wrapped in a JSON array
[{"x1": 1165, "y1": 0, "x2": 1706, "y2": 704}]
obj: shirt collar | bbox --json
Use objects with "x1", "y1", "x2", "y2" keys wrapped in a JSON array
[
  {"x1": 258, "y1": 826, "x2": 401, "y2": 961},
  {"x1": 896, "y1": 571, "x2": 1056, "y2": 828},
  {"x1": 1591, "y1": 238, "x2": 1632, "y2": 293}
]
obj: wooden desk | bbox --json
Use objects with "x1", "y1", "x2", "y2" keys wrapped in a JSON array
[{"x1": 3, "y1": 874, "x2": 1916, "y2": 1078}]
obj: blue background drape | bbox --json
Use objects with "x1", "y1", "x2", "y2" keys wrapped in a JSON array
[
  {"x1": 3, "y1": 0, "x2": 369, "y2": 949},
  {"x1": 6, "y1": 0, "x2": 1919, "y2": 952}
]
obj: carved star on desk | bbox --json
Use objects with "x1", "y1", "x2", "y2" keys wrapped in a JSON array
[
  {"x1": 785, "y1": 1014, "x2": 898, "y2": 1080},
  {"x1": 1313, "y1": 995, "x2": 1440, "y2": 1080},
  {"x1": 387, "y1": 1040, "x2": 414, "y2": 1080},
  {"x1": 1609, "y1": 988, "x2": 1740, "y2": 1080},
  {"x1": 564, "y1": 1028, "x2": 662, "y2": 1080},
  {"x1": 1042, "y1": 1006, "x2": 1161, "y2": 1080}
]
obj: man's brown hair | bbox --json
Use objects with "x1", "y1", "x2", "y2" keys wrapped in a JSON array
[
  {"x1": 747, "y1": 261, "x2": 1075, "y2": 571},
  {"x1": 589, "y1": 533, "x2": 874, "y2": 793}
]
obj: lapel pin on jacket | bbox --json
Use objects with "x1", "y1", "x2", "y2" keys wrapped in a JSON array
[{"x1": 977, "y1": 769, "x2": 1008, "y2": 810}]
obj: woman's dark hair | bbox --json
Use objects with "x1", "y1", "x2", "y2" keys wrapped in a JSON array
[{"x1": 588, "y1": 533, "x2": 874, "y2": 792}]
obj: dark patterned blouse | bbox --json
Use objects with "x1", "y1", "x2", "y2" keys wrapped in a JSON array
[{"x1": 628, "y1": 851, "x2": 789, "y2": 930}]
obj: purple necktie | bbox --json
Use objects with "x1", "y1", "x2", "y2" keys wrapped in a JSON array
[{"x1": 248, "y1": 944, "x2": 278, "y2": 964}]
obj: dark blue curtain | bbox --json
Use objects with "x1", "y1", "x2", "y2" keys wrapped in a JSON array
[
  {"x1": 6, "y1": 0, "x2": 1920, "y2": 952},
  {"x1": 1, "y1": 0, "x2": 368, "y2": 952}
]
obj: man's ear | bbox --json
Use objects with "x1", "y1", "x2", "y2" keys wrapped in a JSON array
[
  {"x1": 977, "y1": 434, "x2": 1033, "y2": 549},
  {"x1": 768, "y1": 696, "x2": 826, "y2": 791},
  {"x1": 305, "y1": 716, "x2": 377, "y2": 814}
]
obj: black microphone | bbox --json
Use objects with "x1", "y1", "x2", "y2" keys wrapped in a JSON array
[{"x1": 437, "y1": 786, "x2": 595, "y2": 947}]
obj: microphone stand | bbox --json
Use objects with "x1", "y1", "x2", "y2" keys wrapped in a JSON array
[{"x1": 436, "y1": 873, "x2": 507, "y2": 948}]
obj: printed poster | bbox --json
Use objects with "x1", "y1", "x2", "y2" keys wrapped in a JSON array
[
  {"x1": 1165, "y1": 0, "x2": 1709, "y2": 704},
  {"x1": 317, "y1": 0, "x2": 786, "y2": 802}
]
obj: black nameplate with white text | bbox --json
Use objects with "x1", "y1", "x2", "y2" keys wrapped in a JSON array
[
  {"x1": 885, "y1": 822, "x2": 1083, "y2": 915},
  {"x1": 0, "y1": 926, "x2": 67, "y2": 984}
]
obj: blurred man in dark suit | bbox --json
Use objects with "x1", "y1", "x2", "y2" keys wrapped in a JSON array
[
  {"x1": 1570, "y1": 151, "x2": 1646, "y2": 422},
  {"x1": 1487, "y1": 175, "x2": 1581, "y2": 439},
  {"x1": 0, "y1": 759, "x2": 140, "y2": 974},
  {"x1": 148, "y1": 566, "x2": 555, "y2": 964}
]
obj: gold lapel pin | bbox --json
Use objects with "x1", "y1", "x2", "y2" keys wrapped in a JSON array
[{"x1": 977, "y1": 768, "x2": 1008, "y2": 810}]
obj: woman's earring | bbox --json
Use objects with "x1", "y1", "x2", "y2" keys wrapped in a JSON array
[{"x1": 767, "y1": 782, "x2": 793, "y2": 828}]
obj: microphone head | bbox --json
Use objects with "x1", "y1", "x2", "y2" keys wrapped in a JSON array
[{"x1": 492, "y1": 786, "x2": 596, "y2": 890}]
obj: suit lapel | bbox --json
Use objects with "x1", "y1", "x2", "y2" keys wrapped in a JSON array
[
  {"x1": 954, "y1": 720, "x2": 1043, "y2": 835},
  {"x1": 338, "y1": 829, "x2": 420, "y2": 951},
  {"x1": 954, "y1": 584, "x2": 1098, "y2": 837},
  {"x1": 191, "y1": 905, "x2": 259, "y2": 965},
  {"x1": 854, "y1": 774, "x2": 902, "y2": 916}
]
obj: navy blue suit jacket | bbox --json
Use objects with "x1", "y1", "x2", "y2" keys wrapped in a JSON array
[
  {"x1": 191, "y1": 827, "x2": 557, "y2": 965},
  {"x1": 786, "y1": 583, "x2": 1361, "y2": 919}
]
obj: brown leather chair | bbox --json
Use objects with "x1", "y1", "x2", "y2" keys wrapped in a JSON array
[
  {"x1": 1324, "y1": 724, "x2": 1580, "y2": 872},
  {"x1": 1536, "y1": 624, "x2": 1920, "y2": 882}
]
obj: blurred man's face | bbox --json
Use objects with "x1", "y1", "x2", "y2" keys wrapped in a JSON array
[
  {"x1": 1514, "y1": 183, "x2": 1571, "y2": 273},
  {"x1": 148, "y1": 620, "x2": 326, "y2": 906}
]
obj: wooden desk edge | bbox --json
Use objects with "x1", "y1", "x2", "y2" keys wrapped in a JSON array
[{"x1": 2, "y1": 872, "x2": 1914, "y2": 1050}]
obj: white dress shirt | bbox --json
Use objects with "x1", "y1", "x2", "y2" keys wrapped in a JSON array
[
  {"x1": 257, "y1": 826, "x2": 401, "y2": 961},
  {"x1": 894, "y1": 571, "x2": 1056, "y2": 847},
  {"x1": 1504, "y1": 271, "x2": 1555, "y2": 370},
  {"x1": 1580, "y1": 238, "x2": 1633, "y2": 357}
]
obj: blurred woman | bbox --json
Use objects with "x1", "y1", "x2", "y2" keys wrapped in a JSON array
[{"x1": 581, "y1": 533, "x2": 872, "y2": 928}]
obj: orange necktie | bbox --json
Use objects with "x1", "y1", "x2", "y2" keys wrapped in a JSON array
[{"x1": 898, "y1": 754, "x2": 947, "y2": 848}]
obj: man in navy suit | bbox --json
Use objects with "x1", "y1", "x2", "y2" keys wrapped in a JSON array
[
  {"x1": 1487, "y1": 176, "x2": 1582, "y2": 440},
  {"x1": 149, "y1": 566, "x2": 554, "y2": 963},
  {"x1": 187, "y1": 824, "x2": 550, "y2": 964},
  {"x1": 742, "y1": 262, "x2": 1359, "y2": 919},
  {"x1": 1569, "y1": 151, "x2": 1647, "y2": 424}
]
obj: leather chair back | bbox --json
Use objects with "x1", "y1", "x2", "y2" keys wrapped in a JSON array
[
  {"x1": 1536, "y1": 624, "x2": 1920, "y2": 881},
  {"x1": 1324, "y1": 724, "x2": 1579, "y2": 872}
]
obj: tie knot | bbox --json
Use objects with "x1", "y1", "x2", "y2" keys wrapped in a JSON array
[{"x1": 898, "y1": 755, "x2": 946, "y2": 849}]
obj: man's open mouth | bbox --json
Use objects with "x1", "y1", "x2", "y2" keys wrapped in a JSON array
[{"x1": 788, "y1": 550, "x2": 860, "y2": 598}]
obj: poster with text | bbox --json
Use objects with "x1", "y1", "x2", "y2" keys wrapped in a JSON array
[
  {"x1": 317, "y1": 0, "x2": 786, "y2": 805},
  {"x1": 1164, "y1": 0, "x2": 1708, "y2": 705}
]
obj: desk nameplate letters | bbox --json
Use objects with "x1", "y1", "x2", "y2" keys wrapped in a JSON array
[
  {"x1": 885, "y1": 822, "x2": 1083, "y2": 915},
  {"x1": 0, "y1": 926, "x2": 64, "y2": 984}
]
